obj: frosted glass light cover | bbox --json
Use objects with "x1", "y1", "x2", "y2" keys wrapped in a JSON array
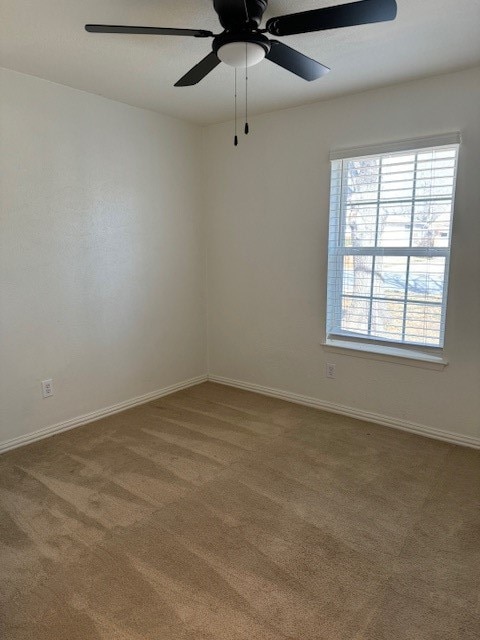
[{"x1": 217, "y1": 42, "x2": 266, "y2": 68}]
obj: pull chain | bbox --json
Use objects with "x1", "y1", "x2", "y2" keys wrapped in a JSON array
[
  {"x1": 234, "y1": 68, "x2": 238, "y2": 146},
  {"x1": 245, "y1": 43, "x2": 249, "y2": 135}
]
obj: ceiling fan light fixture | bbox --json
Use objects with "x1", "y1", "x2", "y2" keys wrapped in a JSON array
[{"x1": 217, "y1": 41, "x2": 266, "y2": 68}]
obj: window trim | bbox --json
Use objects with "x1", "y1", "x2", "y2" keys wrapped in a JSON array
[
  {"x1": 326, "y1": 133, "x2": 461, "y2": 359},
  {"x1": 322, "y1": 338, "x2": 448, "y2": 370},
  {"x1": 329, "y1": 132, "x2": 461, "y2": 161}
]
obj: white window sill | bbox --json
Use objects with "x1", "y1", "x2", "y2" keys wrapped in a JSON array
[{"x1": 322, "y1": 338, "x2": 448, "y2": 370}]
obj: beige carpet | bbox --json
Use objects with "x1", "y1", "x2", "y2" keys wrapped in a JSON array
[{"x1": 1, "y1": 382, "x2": 479, "y2": 639}]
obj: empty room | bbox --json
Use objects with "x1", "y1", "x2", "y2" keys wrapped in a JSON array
[{"x1": 1, "y1": 1, "x2": 479, "y2": 638}]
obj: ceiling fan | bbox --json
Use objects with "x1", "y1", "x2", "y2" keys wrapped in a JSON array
[{"x1": 85, "y1": 0, "x2": 398, "y2": 86}]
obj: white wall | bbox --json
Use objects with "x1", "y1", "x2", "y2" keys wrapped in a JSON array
[
  {"x1": 2, "y1": 65, "x2": 479, "y2": 450},
  {"x1": 0, "y1": 68, "x2": 206, "y2": 446},
  {"x1": 204, "y1": 67, "x2": 480, "y2": 441}
]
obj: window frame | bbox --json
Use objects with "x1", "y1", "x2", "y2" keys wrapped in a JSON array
[{"x1": 325, "y1": 134, "x2": 460, "y2": 362}]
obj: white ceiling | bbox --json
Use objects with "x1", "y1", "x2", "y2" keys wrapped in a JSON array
[{"x1": 1, "y1": 1, "x2": 480, "y2": 125}]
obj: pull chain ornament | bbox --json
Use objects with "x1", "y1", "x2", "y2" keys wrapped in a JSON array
[{"x1": 234, "y1": 68, "x2": 238, "y2": 146}]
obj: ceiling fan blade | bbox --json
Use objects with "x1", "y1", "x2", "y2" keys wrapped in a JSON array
[
  {"x1": 266, "y1": 0, "x2": 397, "y2": 37},
  {"x1": 266, "y1": 41, "x2": 330, "y2": 81},
  {"x1": 175, "y1": 52, "x2": 221, "y2": 87},
  {"x1": 85, "y1": 25, "x2": 214, "y2": 38}
]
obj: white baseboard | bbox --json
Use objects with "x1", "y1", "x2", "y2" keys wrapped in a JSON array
[
  {"x1": 208, "y1": 374, "x2": 480, "y2": 450},
  {"x1": 0, "y1": 375, "x2": 207, "y2": 455},
  {"x1": 3, "y1": 372, "x2": 478, "y2": 454}
]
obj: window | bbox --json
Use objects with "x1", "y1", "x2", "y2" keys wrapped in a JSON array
[{"x1": 326, "y1": 134, "x2": 460, "y2": 356}]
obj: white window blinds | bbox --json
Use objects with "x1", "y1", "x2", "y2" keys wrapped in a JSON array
[{"x1": 326, "y1": 136, "x2": 460, "y2": 349}]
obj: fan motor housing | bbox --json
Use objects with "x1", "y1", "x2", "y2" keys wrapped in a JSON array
[{"x1": 214, "y1": 0, "x2": 268, "y2": 30}]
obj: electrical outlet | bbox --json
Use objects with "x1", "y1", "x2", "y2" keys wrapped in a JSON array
[
  {"x1": 326, "y1": 363, "x2": 336, "y2": 379},
  {"x1": 41, "y1": 379, "x2": 53, "y2": 398}
]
